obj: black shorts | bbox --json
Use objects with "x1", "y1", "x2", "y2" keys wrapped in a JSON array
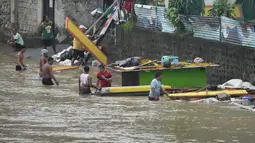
[
  {"x1": 85, "y1": 53, "x2": 91, "y2": 62},
  {"x1": 79, "y1": 87, "x2": 91, "y2": 95},
  {"x1": 16, "y1": 65, "x2": 22, "y2": 71},
  {"x1": 148, "y1": 96, "x2": 159, "y2": 101},
  {"x1": 42, "y1": 78, "x2": 54, "y2": 85},
  {"x1": 43, "y1": 39, "x2": 53, "y2": 47},
  {"x1": 15, "y1": 43, "x2": 25, "y2": 50},
  {"x1": 73, "y1": 49, "x2": 84, "y2": 59}
]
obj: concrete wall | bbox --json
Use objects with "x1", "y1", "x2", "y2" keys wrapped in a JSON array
[
  {"x1": 17, "y1": 0, "x2": 40, "y2": 33},
  {"x1": 2, "y1": 0, "x2": 100, "y2": 34},
  {"x1": 104, "y1": 25, "x2": 255, "y2": 84},
  {"x1": 55, "y1": 0, "x2": 101, "y2": 35},
  {"x1": 0, "y1": 0, "x2": 11, "y2": 42},
  {"x1": 0, "y1": 0, "x2": 101, "y2": 45},
  {"x1": 0, "y1": 0, "x2": 11, "y2": 29}
]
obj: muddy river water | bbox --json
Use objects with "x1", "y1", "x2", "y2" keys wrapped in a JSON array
[{"x1": 1, "y1": 49, "x2": 255, "y2": 143}]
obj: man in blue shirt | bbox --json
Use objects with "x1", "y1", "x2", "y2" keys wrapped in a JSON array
[{"x1": 148, "y1": 71, "x2": 169, "y2": 101}]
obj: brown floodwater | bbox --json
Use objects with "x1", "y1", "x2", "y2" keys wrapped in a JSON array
[{"x1": 1, "y1": 47, "x2": 255, "y2": 143}]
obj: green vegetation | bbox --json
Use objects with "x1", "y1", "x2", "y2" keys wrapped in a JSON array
[
  {"x1": 122, "y1": 21, "x2": 135, "y2": 33},
  {"x1": 167, "y1": 7, "x2": 184, "y2": 32},
  {"x1": 167, "y1": 0, "x2": 204, "y2": 32},
  {"x1": 168, "y1": 0, "x2": 204, "y2": 15},
  {"x1": 209, "y1": 0, "x2": 235, "y2": 18}
]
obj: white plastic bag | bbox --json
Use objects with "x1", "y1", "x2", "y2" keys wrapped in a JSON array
[{"x1": 91, "y1": 8, "x2": 97, "y2": 16}]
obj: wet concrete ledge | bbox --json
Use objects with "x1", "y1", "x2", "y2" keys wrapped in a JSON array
[
  {"x1": 0, "y1": 29, "x2": 42, "y2": 48},
  {"x1": 0, "y1": 42, "x2": 69, "y2": 60},
  {"x1": 0, "y1": 29, "x2": 72, "y2": 49}
]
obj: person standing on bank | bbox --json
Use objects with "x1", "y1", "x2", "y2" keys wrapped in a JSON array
[
  {"x1": 7, "y1": 28, "x2": 25, "y2": 51},
  {"x1": 71, "y1": 25, "x2": 87, "y2": 66},
  {"x1": 96, "y1": 64, "x2": 112, "y2": 89},
  {"x1": 148, "y1": 71, "x2": 169, "y2": 101},
  {"x1": 40, "y1": 16, "x2": 56, "y2": 54}
]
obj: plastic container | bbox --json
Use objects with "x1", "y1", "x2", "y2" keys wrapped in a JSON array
[
  {"x1": 161, "y1": 56, "x2": 179, "y2": 67},
  {"x1": 242, "y1": 96, "x2": 254, "y2": 101}
]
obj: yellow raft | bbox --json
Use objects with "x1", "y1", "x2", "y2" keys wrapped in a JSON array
[
  {"x1": 101, "y1": 85, "x2": 171, "y2": 96},
  {"x1": 168, "y1": 90, "x2": 248, "y2": 98},
  {"x1": 32, "y1": 66, "x2": 79, "y2": 73}
]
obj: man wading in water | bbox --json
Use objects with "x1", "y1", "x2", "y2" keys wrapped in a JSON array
[
  {"x1": 41, "y1": 57, "x2": 59, "y2": 85},
  {"x1": 96, "y1": 64, "x2": 112, "y2": 89},
  {"x1": 148, "y1": 71, "x2": 169, "y2": 101},
  {"x1": 39, "y1": 49, "x2": 48, "y2": 77},
  {"x1": 79, "y1": 66, "x2": 98, "y2": 94},
  {"x1": 16, "y1": 48, "x2": 26, "y2": 71}
]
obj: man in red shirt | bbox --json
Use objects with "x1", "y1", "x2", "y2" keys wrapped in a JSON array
[{"x1": 96, "y1": 64, "x2": 112, "y2": 89}]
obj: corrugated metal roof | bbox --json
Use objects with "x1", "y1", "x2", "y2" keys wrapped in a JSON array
[
  {"x1": 241, "y1": 25, "x2": 255, "y2": 48},
  {"x1": 221, "y1": 16, "x2": 255, "y2": 48},
  {"x1": 162, "y1": 19, "x2": 175, "y2": 33},
  {"x1": 179, "y1": 15, "x2": 192, "y2": 32},
  {"x1": 188, "y1": 16, "x2": 220, "y2": 41},
  {"x1": 156, "y1": 6, "x2": 165, "y2": 28},
  {"x1": 133, "y1": 4, "x2": 255, "y2": 48},
  {"x1": 134, "y1": 4, "x2": 175, "y2": 32},
  {"x1": 135, "y1": 4, "x2": 157, "y2": 29}
]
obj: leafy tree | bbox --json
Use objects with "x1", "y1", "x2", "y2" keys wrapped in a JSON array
[
  {"x1": 209, "y1": 0, "x2": 235, "y2": 18},
  {"x1": 167, "y1": 0, "x2": 204, "y2": 32},
  {"x1": 167, "y1": 7, "x2": 184, "y2": 32},
  {"x1": 168, "y1": 0, "x2": 204, "y2": 15}
]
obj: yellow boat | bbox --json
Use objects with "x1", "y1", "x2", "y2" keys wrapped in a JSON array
[
  {"x1": 168, "y1": 90, "x2": 248, "y2": 98},
  {"x1": 32, "y1": 66, "x2": 79, "y2": 73},
  {"x1": 101, "y1": 85, "x2": 171, "y2": 96}
]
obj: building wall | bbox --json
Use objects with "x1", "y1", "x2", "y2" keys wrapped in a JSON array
[
  {"x1": 17, "y1": 0, "x2": 40, "y2": 33},
  {"x1": 0, "y1": 0, "x2": 102, "y2": 44},
  {"x1": 55, "y1": 0, "x2": 99, "y2": 29},
  {"x1": 104, "y1": 25, "x2": 255, "y2": 84},
  {"x1": 55, "y1": 0, "x2": 101, "y2": 38},
  {"x1": 1, "y1": 0, "x2": 100, "y2": 34},
  {"x1": 0, "y1": 0, "x2": 11, "y2": 43},
  {"x1": 0, "y1": 0, "x2": 11, "y2": 29}
]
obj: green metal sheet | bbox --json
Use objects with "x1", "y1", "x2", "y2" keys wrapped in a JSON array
[
  {"x1": 139, "y1": 68, "x2": 206, "y2": 88},
  {"x1": 236, "y1": 0, "x2": 255, "y2": 22}
]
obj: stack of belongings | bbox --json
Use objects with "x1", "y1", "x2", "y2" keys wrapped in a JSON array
[
  {"x1": 51, "y1": 46, "x2": 73, "y2": 65},
  {"x1": 110, "y1": 57, "x2": 141, "y2": 67}
]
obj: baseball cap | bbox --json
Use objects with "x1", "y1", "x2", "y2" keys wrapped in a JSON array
[
  {"x1": 41, "y1": 49, "x2": 48, "y2": 56},
  {"x1": 79, "y1": 25, "x2": 87, "y2": 30}
]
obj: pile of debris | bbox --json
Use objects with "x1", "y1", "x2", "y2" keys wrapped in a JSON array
[{"x1": 188, "y1": 79, "x2": 255, "y2": 112}]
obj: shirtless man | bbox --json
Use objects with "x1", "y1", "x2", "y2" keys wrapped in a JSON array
[
  {"x1": 16, "y1": 48, "x2": 26, "y2": 71},
  {"x1": 39, "y1": 49, "x2": 48, "y2": 77},
  {"x1": 41, "y1": 57, "x2": 59, "y2": 85}
]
